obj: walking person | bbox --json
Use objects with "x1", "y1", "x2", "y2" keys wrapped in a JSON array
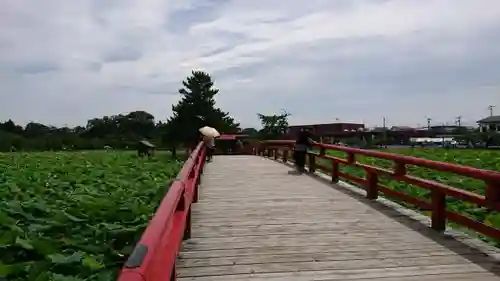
[
  {"x1": 198, "y1": 126, "x2": 219, "y2": 163},
  {"x1": 203, "y1": 134, "x2": 216, "y2": 162},
  {"x1": 289, "y1": 128, "x2": 315, "y2": 174}
]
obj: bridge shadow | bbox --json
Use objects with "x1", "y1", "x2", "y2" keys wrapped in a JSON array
[{"x1": 279, "y1": 160, "x2": 500, "y2": 276}]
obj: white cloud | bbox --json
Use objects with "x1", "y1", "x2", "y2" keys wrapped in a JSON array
[{"x1": 0, "y1": 0, "x2": 500, "y2": 128}]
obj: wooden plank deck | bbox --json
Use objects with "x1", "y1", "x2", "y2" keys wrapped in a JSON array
[{"x1": 176, "y1": 156, "x2": 500, "y2": 280}]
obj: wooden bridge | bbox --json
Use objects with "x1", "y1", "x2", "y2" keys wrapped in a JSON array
[{"x1": 118, "y1": 141, "x2": 500, "y2": 281}]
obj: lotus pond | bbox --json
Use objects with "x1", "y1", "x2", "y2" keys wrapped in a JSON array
[
  {"x1": 0, "y1": 151, "x2": 183, "y2": 281},
  {"x1": 321, "y1": 148, "x2": 500, "y2": 244}
]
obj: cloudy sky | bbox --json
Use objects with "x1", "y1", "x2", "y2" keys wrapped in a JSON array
[{"x1": 1, "y1": 0, "x2": 500, "y2": 129}]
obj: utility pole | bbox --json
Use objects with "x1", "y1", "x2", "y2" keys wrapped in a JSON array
[
  {"x1": 382, "y1": 117, "x2": 387, "y2": 146},
  {"x1": 488, "y1": 105, "x2": 495, "y2": 116}
]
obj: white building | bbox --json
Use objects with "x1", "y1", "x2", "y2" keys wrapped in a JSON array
[{"x1": 477, "y1": 116, "x2": 500, "y2": 132}]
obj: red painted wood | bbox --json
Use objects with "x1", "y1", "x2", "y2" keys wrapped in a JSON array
[
  {"x1": 117, "y1": 142, "x2": 206, "y2": 281},
  {"x1": 260, "y1": 140, "x2": 500, "y2": 240}
]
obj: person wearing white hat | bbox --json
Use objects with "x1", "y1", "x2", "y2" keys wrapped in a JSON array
[
  {"x1": 203, "y1": 134, "x2": 216, "y2": 162},
  {"x1": 199, "y1": 126, "x2": 219, "y2": 162}
]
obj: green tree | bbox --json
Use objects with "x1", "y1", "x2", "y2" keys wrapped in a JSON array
[
  {"x1": 0, "y1": 72, "x2": 241, "y2": 152},
  {"x1": 164, "y1": 70, "x2": 240, "y2": 149},
  {"x1": 241, "y1": 127, "x2": 258, "y2": 137},
  {"x1": 257, "y1": 111, "x2": 290, "y2": 139},
  {"x1": 0, "y1": 111, "x2": 162, "y2": 152}
]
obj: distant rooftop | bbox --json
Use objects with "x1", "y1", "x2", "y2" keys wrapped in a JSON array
[
  {"x1": 477, "y1": 115, "x2": 500, "y2": 123},
  {"x1": 288, "y1": 122, "x2": 364, "y2": 127}
]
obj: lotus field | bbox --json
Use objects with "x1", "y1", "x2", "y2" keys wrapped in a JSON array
[
  {"x1": 1, "y1": 148, "x2": 499, "y2": 280},
  {"x1": 0, "y1": 151, "x2": 183, "y2": 280},
  {"x1": 323, "y1": 148, "x2": 500, "y2": 244}
]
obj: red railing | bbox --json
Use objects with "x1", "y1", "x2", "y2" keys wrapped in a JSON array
[
  {"x1": 117, "y1": 142, "x2": 206, "y2": 281},
  {"x1": 258, "y1": 140, "x2": 500, "y2": 240}
]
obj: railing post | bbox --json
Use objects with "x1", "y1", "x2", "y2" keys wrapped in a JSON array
[
  {"x1": 308, "y1": 153, "x2": 316, "y2": 173},
  {"x1": 319, "y1": 147, "x2": 326, "y2": 156},
  {"x1": 394, "y1": 162, "x2": 406, "y2": 177},
  {"x1": 347, "y1": 152, "x2": 355, "y2": 164},
  {"x1": 193, "y1": 178, "x2": 199, "y2": 203},
  {"x1": 485, "y1": 182, "x2": 500, "y2": 209},
  {"x1": 431, "y1": 190, "x2": 446, "y2": 232},
  {"x1": 170, "y1": 266, "x2": 176, "y2": 281},
  {"x1": 274, "y1": 148, "x2": 278, "y2": 160},
  {"x1": 283, "y1": 150, "x2": 288, "y2": 162},
  {"x1": 183, "y1": 208, "x2": 192, "y2": 240},
  {"x1": 365, "y1": 171, "x2": 378, "y2": 200},
  {"x1": 331, "y1": 161, "x2": 339, "y2": 183},
  {"x1": 176, "y1": 190, "x2": 191, "y2": 240}
]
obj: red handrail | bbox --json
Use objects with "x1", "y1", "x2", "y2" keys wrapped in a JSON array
[
  {"x1": 117, "y1": 142, "x2": 206, "y2": 281},
  {"x1": 258, "y1": 140, "x2": 500, "y2": 240}
]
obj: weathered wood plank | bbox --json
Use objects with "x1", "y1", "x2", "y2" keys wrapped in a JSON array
[
  {"x1": 178, "y1": 243, "x2": 477, "y2": 259},
  {"x1": 177, "y1": 264, "x2": 500, "y2": 280},
  {"x1": 177, "y1": 250, "x2": 486, "y2": 267},
  {"x1": 177, "y1": 255, "x2": 494, "y2": 277},
  {"x1": 177, "y1": 156, "x2": 500, "y2": 280}
]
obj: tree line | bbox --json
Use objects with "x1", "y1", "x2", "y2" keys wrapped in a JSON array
[
  {"x1": 0, "y1": 71, "x2": 242, "y2": 152},
  {"x1": 7, "y1": 68, "x2": 494, "y2": 153}
]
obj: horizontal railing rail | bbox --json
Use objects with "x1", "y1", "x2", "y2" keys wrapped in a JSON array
[
  {"x1": 258, "y1": 140, "x2": 500, "y2": 240},
  {"x1": 117, "y1": 142, "x2": 206, "y2": 281}
]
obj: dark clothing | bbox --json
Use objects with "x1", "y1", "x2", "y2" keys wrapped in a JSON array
[
  {"x1": 296, "y1": 130, "x2": 313, "y2": 147},
  {"x1": 294, "y1": 130, "x2": 313, "y2": 171},
  {"x1": 205, "y1": 144, "x2": 215, "y2": 162},
  {"x1": 294, "y1": 150, "x2": 307, "y2": 171}
]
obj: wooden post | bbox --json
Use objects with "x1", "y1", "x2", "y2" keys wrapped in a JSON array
[
  {"x1": 170, "y1": 267, "x2": 176, "y2": 281},
  {"x1": 193, "y1": 178, "x2": 199, "y2": 203},
  {"x1": 394, "y1": 162, "x2": 406, "y2": 177},
  {"x1": 347, "y1": 153, "x2": 355, "y2": 164},
  {"x1": 183, "y1": 208, "x2": 192, "y2": 240},
  {"x1": 331, "y1": 161, "x2": 339, "y2": 183},
  {"x1": 485, "y1": 182, "x2": 500, "y2": 209},
  {"x1": 319, "y1": 147, "x2": 326, "y2": 156},
  {"x1": 274, "y1": 148, "x2": 278, "y2": 160},
  {"x1": 365, "y1": 171, "x2": 378, "y2": 200},
  {"x1": 283, "y1": 150, "x2": 288, "y2": 162},
  {"x1": 431, "y1": 190, "x2": 446, "y2": 232},
  {"x1": 308, "y1": 153, "x2": 316, "y2": 173}
]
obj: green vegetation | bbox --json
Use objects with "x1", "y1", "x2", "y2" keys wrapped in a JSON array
[
  {"x1": 319, "y1": 148, "x2": 500, "y2": 244},
  {"x1": 0, "y1": 70, "x2": 241, "y2": 280},
  {"x1": 256, "y1": 111, "x2": 291, "y2": 140},
  {"x1": 0, "y1": 151, "x2": 184, "y2": 280}
]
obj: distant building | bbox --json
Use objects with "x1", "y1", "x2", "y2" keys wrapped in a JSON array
[
  {"x1": 390, "y1": 126, "x2": 416, "y2": 131},
  {"x1": 287, "y1": 122, "x2": 365, "y2": 142},
  {"x1": 477, "y1": 116, "x2": 500, "y2": 132},
  {"x1": 429, "y1": 125, "x2": 472, "y2": 135}
]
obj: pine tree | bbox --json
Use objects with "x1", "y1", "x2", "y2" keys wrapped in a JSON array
[{"x1": 165, "y1": 70, "x2": 240, "y2": 148}]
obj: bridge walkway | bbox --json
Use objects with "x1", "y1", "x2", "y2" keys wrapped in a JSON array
[{"x1": 176, "y1": 155, "x2": 500, "y2": 280}]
